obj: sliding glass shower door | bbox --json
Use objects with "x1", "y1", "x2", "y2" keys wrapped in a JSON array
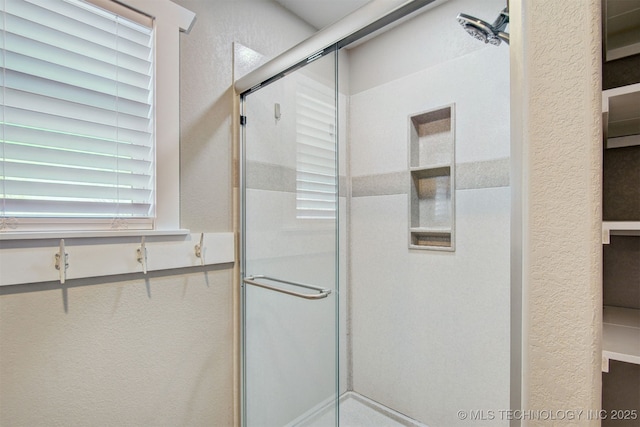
[{"x1": 241, "y1": 50, "x2": 339, "y2": 427}]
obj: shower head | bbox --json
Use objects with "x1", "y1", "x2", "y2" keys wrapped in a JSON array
[{"x1": 457, "y1": 7, "x2": 509, "y2": 46}]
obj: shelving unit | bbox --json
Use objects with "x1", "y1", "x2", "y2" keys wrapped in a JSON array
[
  {"x1": 600, "y1": 8, "x2": 640, "y2": 421},
  {"x1": 408, "y1": 105, "x2": 455, "y2": 251},
  {"x1": 601, "y1": 83, "x2": 640, "y2": 374},
  {"x1": 603, "y1": 0, "x2": 640, "y2": 61},
  {"x1": 602, "y1": 221, "x2": 640, "y2": 244},
  {"x1": 602, "y1": 83, "x2": 640, "y2": 149}
]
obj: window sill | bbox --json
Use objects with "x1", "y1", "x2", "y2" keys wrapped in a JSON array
[{"x1": 0, "y1": 228, "x2": 191, "y2": 241}]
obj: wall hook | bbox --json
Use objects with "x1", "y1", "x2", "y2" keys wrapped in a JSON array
[
  {"x1": 54, "y1": 239, "x2": 69, "y2": 284},
  {"x1": 137, "y1": 236, "x2": 148, "y2": 274},
  {"x1": 274, "y1": 103, "x2": 281, "y2": 122},
  {"x1": 195, "y1": 233, "x2": 205, "y2": 266}
]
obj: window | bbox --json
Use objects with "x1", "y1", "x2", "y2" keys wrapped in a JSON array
[
  {"x1": 295, "y1": 79, "x2": 337, "y2": 220},
  {"x1": 0, "y1": 0, "x2": 197, "y2": 286},
  {"x1": 0, "y1": 0, "x2": 155, "y2": 232}
]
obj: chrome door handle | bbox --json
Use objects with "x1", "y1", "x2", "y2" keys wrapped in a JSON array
[{"x1": 243, "y1": 275, "x2": 331, "y2": 300}]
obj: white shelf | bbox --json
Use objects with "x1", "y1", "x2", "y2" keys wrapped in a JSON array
[
  {"x1": 606, "y1": 134, "x2": 640, "y2": 149},
  {"x1": 409, "y1": 227, "x2": 451, "y2": 234},
  {"x1": 602, "y1": 306, "x2": 640, "y2": 371},
  {"x1": 604, "y1": 0, "x2": 640, "y2": 61},
  {"x1": 0, "y1": 228, "x2": 190, "y2": 241},
  {"x1": 409, "y1": 228, "x2": 453, "y2": 251},
  {"x1": 608, "y1": 41, "x2": 640, "y2": 62},
  {"x1": 602, "y1": 83, "x2": 640, "y2": 149},
  {"x1": 410, "y1": 164, "x2": 451, "y2": 173},
  {"x1": 602, "y1": 221, "x2": 640, "y2": 244}
]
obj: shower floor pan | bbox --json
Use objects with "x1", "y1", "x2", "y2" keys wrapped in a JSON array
[{"x1": 292, "y1": 391, "x2": 428, "y2": 427}]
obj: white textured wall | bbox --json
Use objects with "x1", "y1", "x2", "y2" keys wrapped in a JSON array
[
  {"x1": 178, "y1": 0, "x2": 315, "y2": 232},
  {"x1": 511, "y1": 0, "x2": 603, "y2": 424},
  {"x1": 0, "y1": 1, "x2": 314, "y2": 426},
  {"x1": 0, "y1": 270, "x2": 233, "y2": 426}
]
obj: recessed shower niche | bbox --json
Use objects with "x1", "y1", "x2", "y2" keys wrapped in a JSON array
[{"x1": 408, "y1": 105, "x2": 455, "y2": 250}]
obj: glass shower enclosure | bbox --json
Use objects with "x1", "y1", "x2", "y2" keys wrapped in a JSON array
[
  {"x1": 237, "y1": 1, "x2": 510, "y2": 426},
  {"x1": 240, "y1": 49, "x2": 339, "y2": 426}
]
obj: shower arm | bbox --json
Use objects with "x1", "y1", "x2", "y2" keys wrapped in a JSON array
[{"x1": 492, "y1": 7, "x2": 509, "y2": 32}]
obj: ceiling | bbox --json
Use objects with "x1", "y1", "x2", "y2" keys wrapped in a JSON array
[{"x1": 274, "y1": 0, "x2": 372, "y2": 30}]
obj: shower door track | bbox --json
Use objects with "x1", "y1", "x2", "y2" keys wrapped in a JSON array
[{"x1": 235, "y1": 0, "x2": 441, "y2": 97}]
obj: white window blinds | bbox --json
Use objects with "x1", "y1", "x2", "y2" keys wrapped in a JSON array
[
  {"x1": 0, "y1": 0, "x2": 154, "y2": 226},
  {"x1": 295, "y1": 79, "x2": 337, "y2": 220}
]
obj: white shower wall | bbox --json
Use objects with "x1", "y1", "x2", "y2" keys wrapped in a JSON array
[{"x1": 346, "y1": 0, "x2": 511, "y2": 425}]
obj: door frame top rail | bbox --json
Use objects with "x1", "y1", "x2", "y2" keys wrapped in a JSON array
[{"x1": 234, "y1": 0, "x2": 442, "y2": 96}]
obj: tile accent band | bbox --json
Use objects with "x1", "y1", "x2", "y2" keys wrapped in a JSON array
[
  {"x1": 352, "y1": 157, "x2": 510, "y2": 197},
  {"x1": 246, "y1": 161, "x2": 347, "y2": 195},
  {"x1": 246, "y1": 157, "x2": 509, "y2": 196}
]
